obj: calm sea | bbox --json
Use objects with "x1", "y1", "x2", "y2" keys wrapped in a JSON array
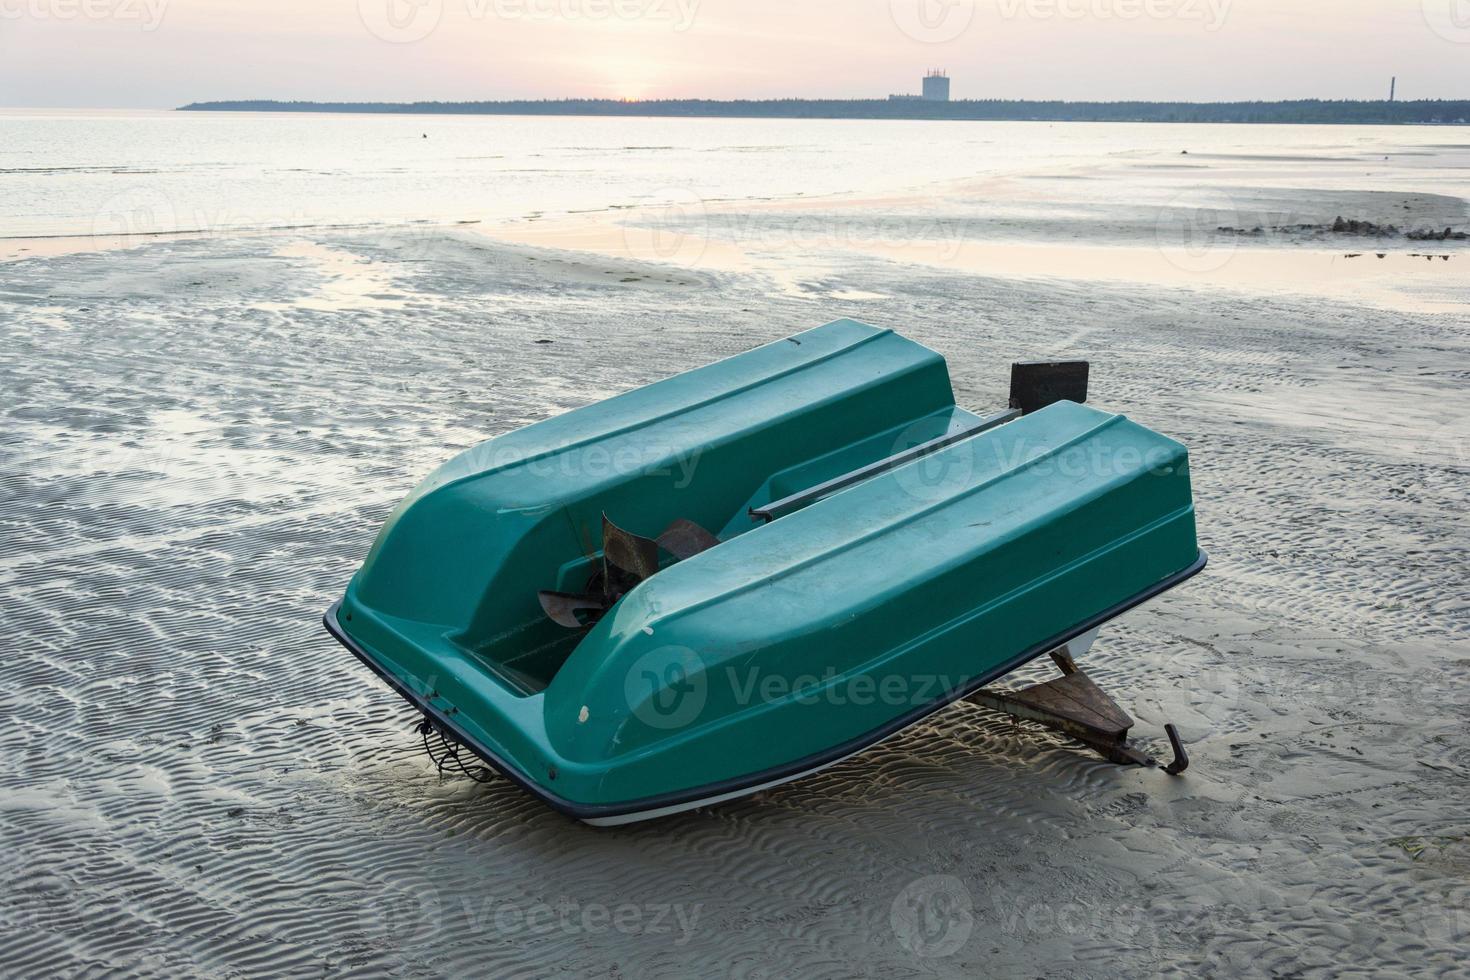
[{"x1": 4, "y1": 108, "x2": 1468, "y2": 241}]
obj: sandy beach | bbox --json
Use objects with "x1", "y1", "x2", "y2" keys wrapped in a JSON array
[{"x1": 2, "y1": 145, "x2": 1469, "y2": 977}]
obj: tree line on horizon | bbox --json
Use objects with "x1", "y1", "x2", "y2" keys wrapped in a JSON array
[{"x1": 179, "y1": 98, "x2": 1470, "y2": 125}]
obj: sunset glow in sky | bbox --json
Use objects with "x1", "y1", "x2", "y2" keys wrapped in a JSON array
[{"x1": 2, "y1": 0, "x2": 1468, "y2": 107}]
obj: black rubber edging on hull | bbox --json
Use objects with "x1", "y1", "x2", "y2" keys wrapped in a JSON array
[{"x1": 323, "y1": 548, "x2": 1208, "y2": 823}]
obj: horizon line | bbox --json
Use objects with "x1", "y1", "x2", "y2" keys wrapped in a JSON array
[{"x1": 178, "y1": 96, "x2": 1470, "y2": 107}]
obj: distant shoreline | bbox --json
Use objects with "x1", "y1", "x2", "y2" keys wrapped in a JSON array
[{"x1": 178, "y1": 98, "x2": 1470, "y2": 126}]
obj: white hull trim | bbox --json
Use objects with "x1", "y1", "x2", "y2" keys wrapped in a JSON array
[{"x1": 582, "y1": 746, "x2": 869, "y2": 826}]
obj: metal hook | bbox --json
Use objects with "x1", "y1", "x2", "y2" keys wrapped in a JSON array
[{"x1": 1162, "y1": 723, "x2": 1189, "y2": 775}]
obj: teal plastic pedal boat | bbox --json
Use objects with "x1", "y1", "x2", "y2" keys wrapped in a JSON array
[{"x1": 324, "y1": 319, "x2": 1205, "y2": 824}]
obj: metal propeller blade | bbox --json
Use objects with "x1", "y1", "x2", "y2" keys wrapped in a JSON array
[
  {"x1": 538, "y1": 590, "x2": 610, "y2": 629},
  {"x1": 602, "y1": 512, "x2": 660, "y2": 588},
  {"x1": 657, "y1": 518, "x2": 721, "y2": 560},
  {"x1": 541, "y1": 514, "x2": 718, "y2": 629}
]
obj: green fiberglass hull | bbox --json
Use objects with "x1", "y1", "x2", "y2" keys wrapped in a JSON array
[{"x1": 324, "y1": 319, "x2": 1204, "y2": 823}]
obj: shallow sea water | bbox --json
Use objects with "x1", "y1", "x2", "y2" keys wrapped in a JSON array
[{"x1": 4, "y1": 108, "x2": 1469, "y2": 240}]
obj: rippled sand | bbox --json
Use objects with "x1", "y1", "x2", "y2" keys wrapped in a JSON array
[{"x1": 1, "y1": 225, "x2": 1467, "y2": 977}]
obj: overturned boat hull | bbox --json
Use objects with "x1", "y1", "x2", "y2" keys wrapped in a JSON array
[{"x1": 324, "y1": 319, "x2": 1204, "y2": 823}]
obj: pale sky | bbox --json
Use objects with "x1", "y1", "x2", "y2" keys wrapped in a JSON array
[{"x1": 1, "y1": 0, "x2": 1467, "y2": 107}]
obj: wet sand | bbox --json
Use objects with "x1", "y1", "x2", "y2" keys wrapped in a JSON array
[{"x1": 1, "y1": 196, "x2": 1468, "y2": 975}]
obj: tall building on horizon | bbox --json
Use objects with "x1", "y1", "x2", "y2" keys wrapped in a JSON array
[
  {"x1": 922, "y1": 70, "x2": 951, "y2": 102},
  {"x1": 889, "y1": 71, "x2": 953, "y2": 102}
]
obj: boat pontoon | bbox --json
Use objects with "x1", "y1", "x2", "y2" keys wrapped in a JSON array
[{"x1": 324, "y1": 319, "x2": 1204, "y2": 824}]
